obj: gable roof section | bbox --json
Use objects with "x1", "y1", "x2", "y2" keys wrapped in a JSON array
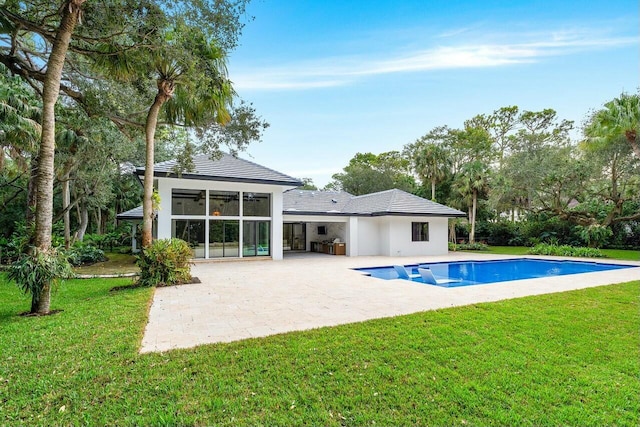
[
  {"x1": 135, "y1": 153, "x2": 302, "y2": 186},
  {"x1": 284, "y1": 189, "x2": 466, "y2": 217},
  {"x1": 344, "y1": 189, "x2": 465, "y2": 217},
  {"x1": 283, "y1": 190, "x2": 353, "y2": 215}
]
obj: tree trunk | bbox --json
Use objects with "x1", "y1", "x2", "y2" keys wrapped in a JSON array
[
  {"x1": 62, "y1": 170, "x2": 71, "y2": 249},
  {"x1": 625, "y1": 130, "x2": 640, "y2": 158},
  {"x1": 469, "y1": 191, "x2": 477, "y2": 243},
  {"x1": 31, "y1": 281, "x2": 51, "y2": 314},
  {"x1": 32, "y1": 0, "x2": 85, "y2": 314},
  {"x1": 142, "y1": 82, "x2": 174, "y2": 248},
  {"x1": 26, "y1": 155, "x2": 38, "y2": 230},
  {"x1": 431, "y1": 179, "x2": 436, "y2": 201},
  {"x1": 76, "y1": 202, "x2": 89, "y2": 242},
  {"x1": 96, "y1": 208, "x2": 102, "y2": 235}
]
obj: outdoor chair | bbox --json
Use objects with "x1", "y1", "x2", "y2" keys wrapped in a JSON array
[
  {"x1": 418, "y1": 268, "x2": 460, "y2": 286},
  {"x1": 393, "y1": 265, "x2": 421, "y2": 280}
]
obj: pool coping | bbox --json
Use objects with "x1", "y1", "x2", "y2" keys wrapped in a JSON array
[{"x1": 140, "y1": 253, "x2": 640, "y2": 353}]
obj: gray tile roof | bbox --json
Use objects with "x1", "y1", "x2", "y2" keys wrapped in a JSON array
[
  {"x1": 283, "y1": 190, "x2": 353, "y2": 214},
  {"x1": 284, "y1": 189, "x2": 466, "y2": 217},
  {"x1": 135, "y1": 153, "x2": 303, "y2": 186},
  {"x1": 116, "y1": 205, "x2": 144, "y2": 220},
  {"x1": 119, "y1": 189, "x2": 465, "y2": 220}
]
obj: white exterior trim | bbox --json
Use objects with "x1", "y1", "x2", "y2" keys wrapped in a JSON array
[{"x1": 156, "y1": 177, "x2": 295, "y2": 260}]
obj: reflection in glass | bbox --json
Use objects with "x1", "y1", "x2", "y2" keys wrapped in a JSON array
[
  {"x1": 243, "y1": 220, "x2": 270, "y2": 257},
  {"x1": 209, "y1": 191, "x2": 239, "y2": 216},
  {"x1": 172, "y1": 219, "x2": 205, "y2": 258},
  {"x1": 172, "y1": 189, "x2": 206, "y2": 215},
  {"x1": 243, "y1": 192, "x2": 270, "y2": 217},
  {"x1": 209, "y1": 220, "x2": 239, "y2": 258}
]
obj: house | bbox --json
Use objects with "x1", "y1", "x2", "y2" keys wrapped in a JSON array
[{"x1": 117, "y1": 153, "x2": 466, "y2": 259}]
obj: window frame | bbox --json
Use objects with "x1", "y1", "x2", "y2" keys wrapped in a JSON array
[{"x1": 411, "y1": 222, "x2": 430, "y2": 242}]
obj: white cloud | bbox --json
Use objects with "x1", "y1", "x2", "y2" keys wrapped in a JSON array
[{"x1": 231, "y1": 27, "x2": 636, "y2": 91}]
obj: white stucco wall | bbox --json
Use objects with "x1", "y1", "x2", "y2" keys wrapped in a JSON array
[
  {"x1": 357, "y1": 217, "x2": 381, "y2": 256},
  {"x1": 156, "y1": 177, "x2": 293, "y2": 260},
  {"x1": 282, "y1": 215, "x2": 451, "y2": 257},
  {"x1": 381, "y1": 216, "x2": 450, "y2": 256}
]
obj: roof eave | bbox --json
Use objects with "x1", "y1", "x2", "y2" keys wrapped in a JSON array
[
  {"x1": 369, "y1": 211, "x2": 467, "y2": 217},
  {"x1": 135, "y1": 170, "x2": 302, "y2": 187},
  {"x1": 283, "y1": 211, "x2": 352, "y2": 216}
]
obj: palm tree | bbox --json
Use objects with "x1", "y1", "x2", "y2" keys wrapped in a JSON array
[
  {"x1": 414, "y1": 143, "x2": 450, "y2": 201},
  {"x1": 140, "y1": 35, "x2": 234, "y2": 248},
  {"x1": 454, "y1": 161, "x2": 490, "y2": 243},
  {"x1": 585, "y1": 92, "x2": 640, "y2": 159},
  {"x1": 27, "y1": 0, "x2": 85, "y2": 314}
]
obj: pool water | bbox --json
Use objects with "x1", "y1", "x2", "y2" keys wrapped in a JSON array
[{"x1": 355, "y1": 258, "x2": 634, "y2": 287}]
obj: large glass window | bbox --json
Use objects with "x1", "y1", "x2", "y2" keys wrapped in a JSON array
[
  {"x1": 172, "y1": 189, "x2": 206, "y2": 215},
  {"x1": 209, "y1": 191, "x2": 239, "y2": 216},
  {"x1": 243, "y1": 220, "x2": 270, "y2": 257},
  {"x1": 172, "y1": 219, "x2": 205, "y2": 258},
  {"x1": 412, "y1": 222, "x2": 430, "y2": 242},
  {"x1": 209, "y1": 220, "x2": 239, "y2": 258},
  {"x1": 243, "y1": 192, "x2": 270, "y2": 217}
]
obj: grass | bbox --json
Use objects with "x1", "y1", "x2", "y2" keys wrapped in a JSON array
[
  {"x1": 0, "y1": 274, "x2": 638, "y2": 426},
  {"x1": 477, "y1": 246, "x2": 639, "y2": 261},
  {"x1": 73, "y1": 252, "x2": 139, "y2": 275}
]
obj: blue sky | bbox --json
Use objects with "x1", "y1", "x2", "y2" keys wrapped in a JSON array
[{"x1": 227, "y1": 0, "x2": 638, "y2": 187}]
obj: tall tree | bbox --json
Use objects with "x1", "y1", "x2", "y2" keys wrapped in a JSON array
[
  {"x1": 585, "y1": 92, "x2": 640, "y2": 159},
  {"x1": 32, "y1": 0, "x2": 85, "y2": 314},
  {"x1": 139, "y1": 27, "x2": 234, "y2": 247},
  {"x1": 330, "y1": 151, "x2": 416, "y2": 195},
  {"x1": 466, "y1": 106, "x2": 520, "y2": 169},
  {"x1": 453, "y1": 160, "x2": 490, "y2": 243},
  {"x1": 1, "y1": 1, "x2": 253, "y2": 313},
  {"x1": 413, "y1": 142, "x2": 450, "y2": 201}
]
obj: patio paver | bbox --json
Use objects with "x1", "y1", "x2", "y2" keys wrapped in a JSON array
[{"x1": 140, "y1": 253, "x2": 640, "y2": 353}]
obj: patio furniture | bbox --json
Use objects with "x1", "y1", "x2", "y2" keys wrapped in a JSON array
[
  {"x1": 418, "y1": 268, "x2": 460, "y2": 285},
  {"x1": 393, "y1": 265, "x2": 421, "y2": 280}
]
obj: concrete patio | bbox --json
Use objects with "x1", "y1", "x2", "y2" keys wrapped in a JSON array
[{"x1": 140, "y1": 253, "x2": 640, "y2": 353}]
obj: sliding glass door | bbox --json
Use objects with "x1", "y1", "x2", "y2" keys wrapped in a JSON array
[
  {"x1": 243, "y1": 221, "x2": 270, "y2": 257},
  {"x1": 209, "y1": 220, "x2": 239, "y2": 258},
  {"x1": 283, "y1": 223, "x2": 306, "y2": 251}
]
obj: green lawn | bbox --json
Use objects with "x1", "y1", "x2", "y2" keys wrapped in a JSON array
[
  {"x1": 476, "y1": 246, "x2": 639, "y2": 261},
  {"x1": 1, "y1": 275, "x2": 638, "y2": 426},
  {"x1": 73, "y1": 252, "x2": 139, "y2": 276}
]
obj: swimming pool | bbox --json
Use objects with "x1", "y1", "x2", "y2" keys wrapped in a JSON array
[{"x1": 355, "y1": 258, "x2": 635, "y2": 287}]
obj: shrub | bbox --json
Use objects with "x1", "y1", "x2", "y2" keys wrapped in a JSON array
[
  {"x1": 136, "y1": 238, "x2": 193, "y2": 287},
  {"x1": 65, "y1": 244, "x2": 108, "y2": 266},
  {"x1": 449, "y1": 242, "x2": 489, "y2": 251},
  {"x1": 0, "y1": 223, "x2": 31, "y2": 264},
  {"x1": 84, "y1": 226, "x2": 131, "y2": 251},
  {"x1": 7, "y1": 247, "x2": 74, "y2": 309},
  {"x1": 575, "y1": 224, "x2": 612, "y2": 248},
  {"x1": 528, "y1": 243, "x2": 605, "y2": 258},
  {"x1": 475, "y1": 221, "x2": 520, "y2": 246}
]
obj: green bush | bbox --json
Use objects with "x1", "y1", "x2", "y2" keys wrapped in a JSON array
[
  {"x1": 475, "y1": 221, "x2": 520, "y2": 246},
  {"x1": 7, "y1": 247, "x2": 74, "y2": 307},
  {"x1": 84, "y1": 226, "x2": 131, "y2": 251},
  {"x1": 449, "y1": 242, "x2": 489, "y2": 251},
  {"x1": 528, "y1": 243, "x2": 605, "y2": 258},
  {"x1": 136, "y1": 238, "x2": 193, "y2": 287},
  {"x1": 65, "y1": 244, "x2": 108, "y2": 266}
]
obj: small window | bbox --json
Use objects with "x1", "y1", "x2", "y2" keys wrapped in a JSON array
[{"x1": 412, "y1": 222, "x2": 429, "y2": 242}]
